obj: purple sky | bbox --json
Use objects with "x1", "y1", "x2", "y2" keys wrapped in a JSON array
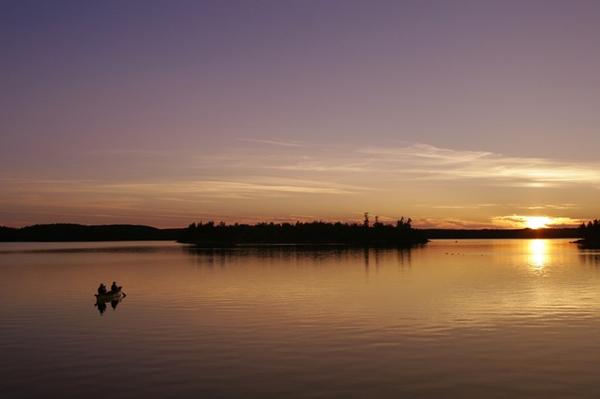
[{"x1": 2, "y1": 0, "x2": 600, "y2": 227}]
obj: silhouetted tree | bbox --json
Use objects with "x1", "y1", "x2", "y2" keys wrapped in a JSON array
[
  {"x1": 579, "y1": 219, "x2": 600, "y2": 246},
  {"x1": 179, "y1": 217, "x2": 427, "y2": 247}
]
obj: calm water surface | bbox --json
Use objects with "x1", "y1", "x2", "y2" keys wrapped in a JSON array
[{"x1": 2, "y1": 239, "x2": 600, "y2": 398}]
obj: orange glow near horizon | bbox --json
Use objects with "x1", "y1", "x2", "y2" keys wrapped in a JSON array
[
  {"x1": 524, "y1": 216, "x2": 551, "y2": 229},
  {"x1": 490, "y1": 215, "x2": 580, "y2": 230}
]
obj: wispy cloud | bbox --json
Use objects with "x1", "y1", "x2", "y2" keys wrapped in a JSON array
[
  {"x1": 413, "y1": 217, "x2": 497, "y2": 229},
  {"x1": 518, "y1": 203, "x2": 579, "y2": 210},
  {"x1": 359, "y1": 144, "x2": 600, "y2": 186},
  {"x1": 0, "y1": 177, "x2": 359, "y2": 202},
  {"x1": 361, "y1": 144, "x2": 493, "y2": 163},
  {"x1": 262, "y1": 142, "x2": 600, "y2": 188},
  {"x1": 491, "y1": 215, "x2": 582, "y2": 228},
  {"x1": 84, "y1": 141, "x2": 600, "y2": 190},
  {"x1": 0, "y1": 176, "x2": 362, "y2": 226},
  {"x1": 277, "y1": 161, "x2": 370, "y2": 173},
  {"x1": 238, "y1": 138, "x2": 304, "y2": 147},
  {"x1": 104, "y1": 179, "x2": 358, "y2": 198}
]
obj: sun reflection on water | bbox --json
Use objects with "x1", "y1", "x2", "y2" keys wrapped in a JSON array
[{"x1": 529, "y1": 239, "x2": 548, "y2": 269}]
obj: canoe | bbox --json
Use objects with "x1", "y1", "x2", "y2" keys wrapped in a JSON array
[{"x1": 95, "y1": 287, "x2": 125, "y2": 302}]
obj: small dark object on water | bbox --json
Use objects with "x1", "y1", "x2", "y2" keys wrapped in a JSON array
[
  {"x1": 95, "y1": 281, "x2": 126, "y2": 301},
  {"x1": 95, "y1": 282, "x2": 126, "y2": 315}
]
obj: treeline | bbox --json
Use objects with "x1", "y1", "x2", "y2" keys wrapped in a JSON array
[
  {"x1": 0, "y1": 221, "x2": 590, "y2": 243},
  {"x1": 179, "y1": 217, "x2": 427, "y2": 247},
  {"x1": 0, "y1": 224, "x2": 182, "y2": 242},
  {"x1": 579, "y1": 220, "x2": 600, "y2": 247}
]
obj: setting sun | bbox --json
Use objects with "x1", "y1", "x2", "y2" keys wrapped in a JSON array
[{"x1": 525, "y1": 216, "x2": 551, "y2": 229}]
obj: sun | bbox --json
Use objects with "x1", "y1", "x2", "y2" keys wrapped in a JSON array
[{"x1": 524, "y1": 216, "x2": 551, "y2": 229}]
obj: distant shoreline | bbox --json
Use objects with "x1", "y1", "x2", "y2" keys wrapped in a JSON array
[{"x1": 0, "y1": 223, "x2": 583, "y2": 243}]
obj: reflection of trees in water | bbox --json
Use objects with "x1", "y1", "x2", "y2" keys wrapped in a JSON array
[
  {"x1": 397, "y1": 247, "x2": 412, "y2": 267},
  {"x1": 182, "y1": 245, "x2": 416, "y2": 271},
  {"x1": 579, "y1": 252, "x2": 600, "y2": 267},
  {"x1": 184, "y1": 245, "x2": 363, "y2": 261},
  {"x1": 363, "y1": 247, "x2": 413, "y2": 274},
  {"x1": 183, "y1": 245, "x2": 355, "y2": 268}
]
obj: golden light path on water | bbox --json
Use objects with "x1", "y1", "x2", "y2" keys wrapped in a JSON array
[{"x1": 529, "y1": 239, "x2": 548, "y2": 269}]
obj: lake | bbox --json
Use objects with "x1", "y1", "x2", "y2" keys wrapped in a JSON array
[{"x1": 2, "y1": 239, "x2": 600, "y2": 398}]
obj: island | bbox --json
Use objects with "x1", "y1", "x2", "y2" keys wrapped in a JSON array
[
  {"x1": 178, "y1": 216, "x2": 428, "y2": 248},
  {"x1": 576, "y1": 219, "x2": 600, "y2": 248}
]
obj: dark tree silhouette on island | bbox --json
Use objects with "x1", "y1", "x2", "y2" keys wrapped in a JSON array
[
  {"x1": 579, "y1": 220, "x2": 600, "y2": 248},
  {"x1": 180, "y1": 216, "x2": 426, "y2": 247}
]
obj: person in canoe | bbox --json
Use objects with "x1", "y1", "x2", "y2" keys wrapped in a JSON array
[
  {"x1": 97, "y1": 283, "x2": 107, "y2": 295},
  {"x1": 110, "y1": 281, "x2": 120, "y2": 293}
]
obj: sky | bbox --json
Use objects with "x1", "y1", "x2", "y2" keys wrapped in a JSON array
[{"x1": 1, "y1": 0, "x2": 600, "y2": 228}]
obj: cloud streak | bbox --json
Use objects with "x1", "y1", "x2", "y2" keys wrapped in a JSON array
[
  {"x1": 238, "y1": 138, "x2": 304, "y2": 147},
  {"x1": 272, "y1": 143, "x2": 600, "y2": 187},
  {"x1": 361, "y1": 144, "x2": 600, "y2": 186},
  {"x1": 491, "y1": 215, "x2": 582, "y2": 228},
  {"x1": 0, "y1": 177, "x2": 359, "y2": 201}
]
